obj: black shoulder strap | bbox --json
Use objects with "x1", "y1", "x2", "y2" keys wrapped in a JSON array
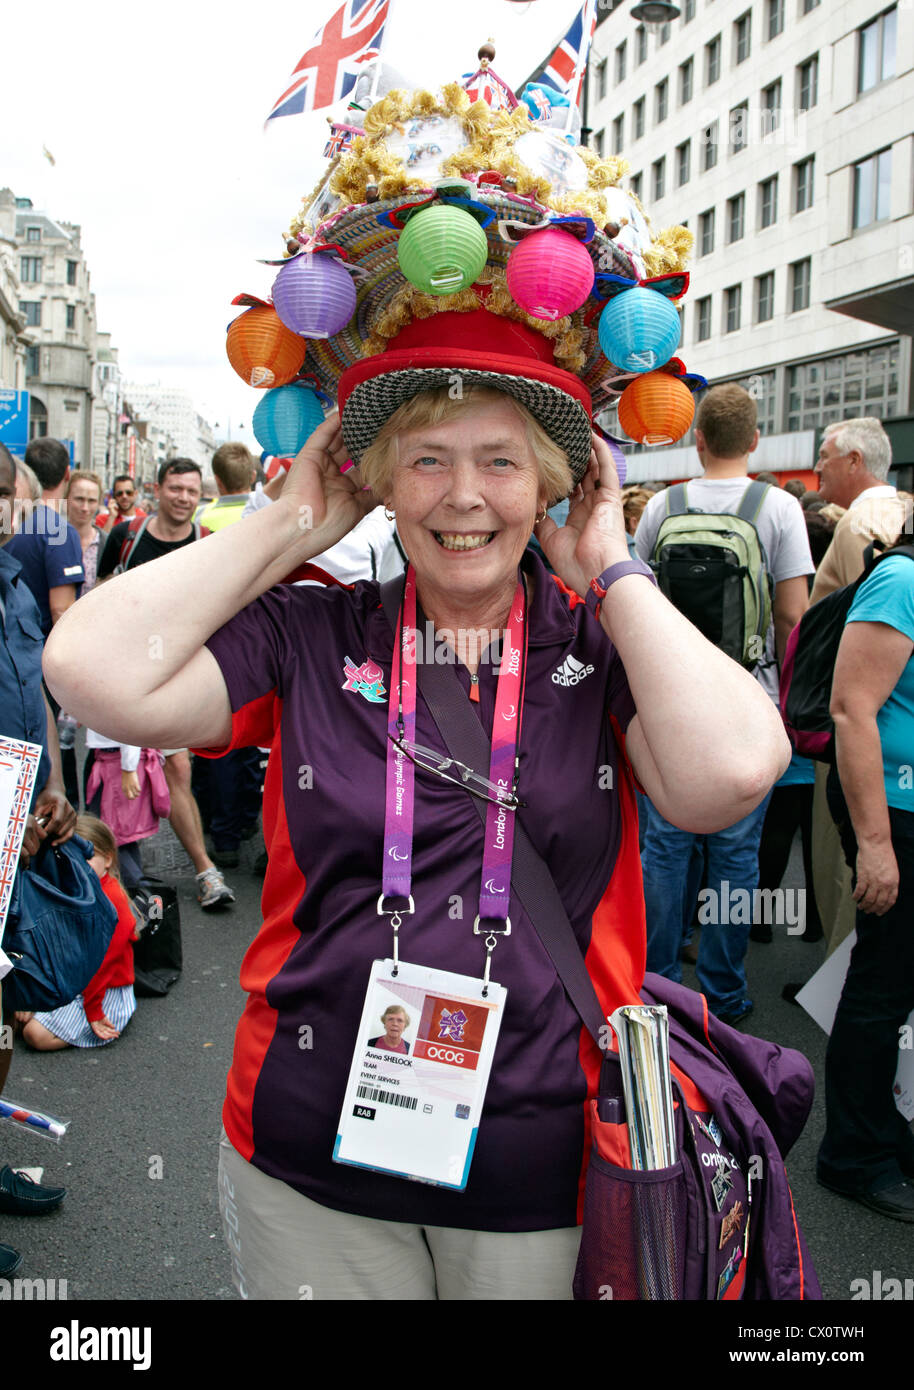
[{"x1": 378, "y1": 578, "x2": 608, "y2": 1047}]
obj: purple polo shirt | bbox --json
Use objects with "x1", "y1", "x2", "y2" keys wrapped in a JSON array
[{"x1": 204, "y1": 551, "x2": 643, "y2": 1231}]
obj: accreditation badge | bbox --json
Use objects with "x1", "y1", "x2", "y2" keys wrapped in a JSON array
[{"x1": 333, "y1": 958, "x2": 506, "y2": 1190}]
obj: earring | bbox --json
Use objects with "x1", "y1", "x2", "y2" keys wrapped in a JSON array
[
  {"x1": 535, "y1": 506, "x2": 548, "y2": 524},
  {"x1": 384, "y1": 506, "x2": 396, "y2": 522}
]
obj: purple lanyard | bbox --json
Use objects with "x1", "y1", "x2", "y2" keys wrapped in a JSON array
[{"x1": 381, "y1": 565, "x2": 528, "y2": 989}]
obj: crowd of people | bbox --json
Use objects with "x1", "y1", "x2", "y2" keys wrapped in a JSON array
[{"x1": 1, "y1": 386, "x2": 912, "y2": 1293}]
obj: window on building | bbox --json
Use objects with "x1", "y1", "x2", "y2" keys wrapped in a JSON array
[
  {"x1": 794, "y1": 156, "x2": 815, "y2": 213},
  {"x1": 761, "y1": 79, "x2": 781, "y2": 135},
  {"x1": 790, "y1": 257, "x2": 811, "y2": 313},
  {"x1": 858, "y1": 7, "x2": 897, "y2": 94},
  {"x1": 659, "y1": 22, "x2": 671, "y2": 46},
  {"x1": 633, "y1": 96, "x2": 645, "y2": 139},
  {"x1": 614, "y1": 43, "x2": 625, "y2": 85},
  {"x1": 853, "y1": 149, "x2": 892, "y2": 229},
  {"x1": 20, "y1": 256, "x2": 42, "y2": 283},
  {"x1": 759, "y1": 175, "x2": 778, "y2": 228},
  {"x1": 725, "y1": 284, "x2": 742, "y2": 333},
  {"x1": 730, "y1": 101, "x2": 749, "y2": 154},
  {"x1": 696, "y1": 295, "x2": 712, "y2": 341},
  {"x1": 802, "y1": 0, "x2": 821, "y2": 12},
  {"x1": 735, "y1": 11, "x2": 752, "y2": 64},
  {"x1": 630, "y1": 171, "x2": 643, "y2": 200},
  {"x1": 593, "y1": 129, "x2": 604, "y2": 158},
  {"x1": 612, "y1": 114, "x2": 625, "y2": 154},
  {"x1": 727, "y1": 192, "x2": 745, "y2": 242},
  {"x1": 682, "y1": 0, "x2": 696, "y2": 22},
  {"x1": 66, "y1": 304, "x2": 76, "y2": 330},
  {"x1": 636, "y1": 24, "x2": 648, "y2": 65},
  {"x1": 677, "y1": 140, "x2": 691, "y2": 187},
  {"x1": 679, "y1": 58, "x2": 693, "y2": 105},
  {"x1": 705, "y1": 34, "x2": 721, "y2": 85},
  {"x1": 652, "y1": 157, "x2": 666, "y2": 201},
  {"x1": 19, "y1": 300, "x2": 41, "y2": 327},
  {"x1": 788, "y1": 340, "x2": 900, "y2": 434},
  {"x1": 25, "y1": 226, "x2": 41, "y2": 243},
  {"x1": 797, "y1": 54, "x2": 818, "y2": 111},
  {"x1": 700, "y1": 208, "x2": 716, "y2": 257},
  {"x1": 26, "y1": 345, "x2": 40, "y2": 376},
  {"x1": 655, "y1": 78, "x2": 668, "y2": 123},
  {"x1": 66, "y1": 260, "x2": 78, "y2": 286},
  {"x1": 756, "y1": 272, "x2": 775, "y2": 323},
  {"x1": 702, "y1": 120, "x2": 719, "y2": 171},
  {"x1": 767, "y1": 0, "x2": 784, "y2": 40},
  {"x1": 597, "y1": 59, "x2": 608, "y2": 101}
]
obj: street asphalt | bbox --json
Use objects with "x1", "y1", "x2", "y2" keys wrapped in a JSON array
[{"x1": 3, "y1": 820, "x2": 912, "y2": 1306}]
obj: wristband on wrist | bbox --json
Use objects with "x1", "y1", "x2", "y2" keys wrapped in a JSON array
[{"x1": 584, "y1": 558, "x2": 656, "y2": 622}]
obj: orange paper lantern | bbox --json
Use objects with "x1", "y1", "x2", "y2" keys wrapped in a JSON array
[
  {"x1": 226, "y1": 305, "x2": 307, "y2": 389},
  {"x1": 618, "y1": 373, "x2": 695, "y2": 446}
]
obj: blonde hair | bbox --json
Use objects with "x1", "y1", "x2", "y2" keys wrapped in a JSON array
[
  {"x1": 76, "y1": 813, "x2": 121, "y2": 882},
  {"x1": 382, "y1": 1004, "x2": 410, "y2": 1026},
  {"x1": 621, "y1": 486, "x2": 651, "y2": 534},
  {"x1": 65, "y1": 469, "x2": 102, "y2": 499},
  {"x1": 358, "y1": 385, "x2": 574, "y2": 507}
]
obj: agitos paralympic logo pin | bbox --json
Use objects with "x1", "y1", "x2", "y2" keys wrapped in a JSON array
[{"x1": 342, "y1": 655, "x2": 386, "y2": 704}]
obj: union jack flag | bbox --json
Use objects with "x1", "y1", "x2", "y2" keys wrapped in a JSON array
[
  {"x1": 461, "y1": 67, "x2": 517, "y2": 112},
  {"x1": 539, "y1": 0, "x2": 598, "y2": 107},
  {"x1": 266, "y1": 0, "x2": 389, "y2": 123}
]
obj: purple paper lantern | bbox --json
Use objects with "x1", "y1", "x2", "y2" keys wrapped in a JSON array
[
  {"x1": 271, "y1": 253, "x2": 356, "y2": 339},
  {"x1": 506, "y1": 228, "x2": 595, "y2": 321},
  {"x1": 252, "y1": 383, "x2": 326, "y2": 457}
]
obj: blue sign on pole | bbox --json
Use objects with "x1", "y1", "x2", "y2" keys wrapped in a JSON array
[{"x1": 0, "y1": 389, "x2": 30, "y2": 457}]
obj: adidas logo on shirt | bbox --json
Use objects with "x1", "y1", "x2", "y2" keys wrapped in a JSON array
[{"x1": 551, "y1": 654, "x2": 595, "y2": 687}]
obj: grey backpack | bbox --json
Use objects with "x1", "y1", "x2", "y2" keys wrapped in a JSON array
[{"x1": 650, "y1": 480, "x2": 775, "y2": 669}]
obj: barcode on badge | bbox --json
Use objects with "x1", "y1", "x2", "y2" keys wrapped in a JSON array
[{"x1": 356, "y1": 1084, "x2": 418, "y2": 1111}]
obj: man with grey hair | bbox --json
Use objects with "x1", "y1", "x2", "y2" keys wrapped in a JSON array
[{"x1": 810, "y1": 417, "x2": 907, "y2": 602}]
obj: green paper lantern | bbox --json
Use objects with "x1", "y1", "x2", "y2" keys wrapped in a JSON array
[{"x1": 397, "y1": 204, "x2": 488, "y2": 296}]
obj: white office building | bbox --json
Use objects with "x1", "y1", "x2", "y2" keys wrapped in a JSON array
[
  {"x1": 123, "y1": 382, "x2": 216, "y2": 472},
  {"x1": 583, "y1": 0, "x2": 914, "y2": 484}
]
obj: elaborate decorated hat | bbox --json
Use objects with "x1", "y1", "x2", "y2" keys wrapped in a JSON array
[{"x1": 228, "y1": 40, "x2": 700, "y2": 485}]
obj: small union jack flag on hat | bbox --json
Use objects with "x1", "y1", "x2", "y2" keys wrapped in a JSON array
[
  {"x1": 539, "y1": 0, "x2": 598, "y2": 107},
  {"x1": 266, "y1": 0, "x2": 389, "y2": 123}
]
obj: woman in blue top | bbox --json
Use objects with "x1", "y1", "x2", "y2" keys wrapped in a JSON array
[{"x1": 818, "y1": 534, "x2": 914, "y2": 1222}]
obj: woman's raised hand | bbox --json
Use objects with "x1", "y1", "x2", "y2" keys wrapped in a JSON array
[
  {"x1": 536, "y1": 432, "x2": 631, "y2": 601},
  {"x1": 277, "y1": 410, "x2": 380, "y2": 559}
]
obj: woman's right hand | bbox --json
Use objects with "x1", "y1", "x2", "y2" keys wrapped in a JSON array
[{"x1": 276, "y1": 411, "x2": 379, "y2": 560}]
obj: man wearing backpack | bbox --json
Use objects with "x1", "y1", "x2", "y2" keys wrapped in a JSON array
[
  {"x1": 634, "y1": 384, "x2": 812, "y2": 1026},
  {"x1": 97, "y1": 458, "x2": 235, "y2": 910}
]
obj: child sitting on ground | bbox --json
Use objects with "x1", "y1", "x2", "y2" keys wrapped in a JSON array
[{"x1": 18, "y1": 815, "x2": 138, "y2": 1050}]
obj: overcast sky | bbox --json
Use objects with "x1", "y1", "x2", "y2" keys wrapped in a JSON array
[{"x1": 1, "y1": 0, "x2": 587, "y2": 448}]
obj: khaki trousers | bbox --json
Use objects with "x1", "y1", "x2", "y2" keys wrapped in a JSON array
[
  {"x1": 811, "y1": 763, "x2": 856, "y2": 957},
  {"x1": 218, "y1": 1134, "x2": 581, "y2": 1300}
]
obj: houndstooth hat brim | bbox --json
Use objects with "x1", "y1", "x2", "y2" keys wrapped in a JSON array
[{"x1": 341, "y1": 367, "x2": 594, "y2": 484}]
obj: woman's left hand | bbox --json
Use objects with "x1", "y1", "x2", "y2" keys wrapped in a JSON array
[
  {"x1": 31, "y1": 785, "x2": 77, "y2": 846},
  {"x1": 535, "y1": 432, "x2": 631, "y2": 600}
]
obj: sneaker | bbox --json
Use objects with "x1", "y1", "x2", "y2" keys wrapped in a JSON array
[
  {"x1": 715, "y1": 1002, "x2": 754, "y2": 1029},
  {"x1": 817, "y1": 1175, "x2": 914, "y2": 1223},
  {"x1": 0, "y1": 1165, "x2": 67, "y2": 1215},
  {"x1": 196, "y1": 867, "x2": 235, "y2": 911},
  {"x1": 0, "y1": 1241, "x2": 22, "y2": 1276}
]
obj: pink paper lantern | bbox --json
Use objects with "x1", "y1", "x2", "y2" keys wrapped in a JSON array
[
  {"x1": 271, "y1": 253, "x2": 356, "y2": 339},
  {"x1": 506, "y1": 228, "x2": 595, "y2": 321}
]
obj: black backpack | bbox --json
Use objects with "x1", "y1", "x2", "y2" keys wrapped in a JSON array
[{"x1": 780, "y1": 542, "x2": 914, "y2": 761}]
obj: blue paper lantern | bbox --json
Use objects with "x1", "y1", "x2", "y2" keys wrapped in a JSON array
[
  {"x1": 597, "y1": 287, "x2": 682, "y2": 374},
  {"x1": 252, "y1": 384, "x2": 325, "y2": 457}
]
